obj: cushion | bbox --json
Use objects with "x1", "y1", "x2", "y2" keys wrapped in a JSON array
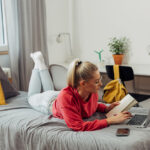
[
  {"x1": 0, "y1": 81, "x2": 6, "y2": 105},
  {"x1": 0, "y1": 66, "x2": 19, "y2": 99}
]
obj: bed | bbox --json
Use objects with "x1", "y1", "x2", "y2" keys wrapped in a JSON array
[{"x1": 1, "y1": 91, "x2": 150, "y2": 150}]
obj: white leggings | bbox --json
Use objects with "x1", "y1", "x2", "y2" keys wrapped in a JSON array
[{"x1": 28, "y1": 69, "x2": 59, "y2": 115}]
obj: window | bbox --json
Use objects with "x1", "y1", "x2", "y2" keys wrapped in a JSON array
[{"x1": 0, "y1": 0, "x2": 8, "y2": 50}]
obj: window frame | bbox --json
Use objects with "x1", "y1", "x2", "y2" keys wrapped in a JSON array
[{"x1": 0, "y1": 0, "x2": 8, "y2": 51}]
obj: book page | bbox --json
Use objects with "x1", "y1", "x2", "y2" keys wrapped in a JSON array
[
  {"x1": 122, "y1": 100, "x2": 138, "y2": 112},
  {"x1": 106, "y1": 94, "x2": 138, "y2": 118}
]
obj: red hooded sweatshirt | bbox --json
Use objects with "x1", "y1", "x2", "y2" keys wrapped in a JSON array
[{"x1": 52, "y1": 86, "x2": 108, "y2": 131}]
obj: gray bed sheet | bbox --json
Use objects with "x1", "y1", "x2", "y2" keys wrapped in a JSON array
[{"x1": 0, "y1": 91, "x2": 150, "y2": 150}]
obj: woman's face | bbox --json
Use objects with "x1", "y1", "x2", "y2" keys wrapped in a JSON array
[{"x1": 84, "y1": 70, "x2": 102, "y2": 93}]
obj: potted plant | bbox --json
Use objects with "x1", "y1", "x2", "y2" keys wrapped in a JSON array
[{"x1": 108, "y1": 37, "x2": 129, "y2": 65}]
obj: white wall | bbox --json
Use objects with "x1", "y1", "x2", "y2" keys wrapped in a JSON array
[
  {"x1": 46, "y1": 0, "x2": 73, "y2": 64},
  {"x1": 72, "y1": 0, "x2": 150, "y2": 65},
  {"x1": 46, "y1": 0, "x2": 150, "y2": 65}
]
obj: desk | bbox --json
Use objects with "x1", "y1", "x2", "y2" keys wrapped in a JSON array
[
  {"x1": 97, "y1": 63, "x2": 150, "y2": 76},
  {"x1": 130, "y1": 64, "x2": 150, "y2": 76},
  {"x1": 55, "y1": 62, "x2": 150, "y2": 76}
]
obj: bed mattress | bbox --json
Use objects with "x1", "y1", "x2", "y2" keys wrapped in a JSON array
[{"x1": 0, "y1": 91, "x2": 150, "y2": 150}]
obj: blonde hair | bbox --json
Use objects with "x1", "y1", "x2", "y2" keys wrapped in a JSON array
[{"x1": 67, "y1": 58, "x2": 98, "y2": 88}]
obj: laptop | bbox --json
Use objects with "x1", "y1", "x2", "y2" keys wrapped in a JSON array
[{"x1": 126, "y1": 109, "x2": 150, "y2": 128}]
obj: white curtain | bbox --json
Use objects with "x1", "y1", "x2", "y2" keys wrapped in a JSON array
[{"x1": 4, "y1": 0, "x2": 48, "y2": 91}]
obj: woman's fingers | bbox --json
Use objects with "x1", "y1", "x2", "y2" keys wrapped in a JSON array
[
  {"x1": 122, "y1": 111, "x2": 132, "y2": 116},
  {"x1": 113, "y1": 102, "x2": 120, "y2": 106},
  {"x1": 122, "y1": 113, "x2": 132, "y2": 119},
  {"x1": 124, "y1": 114, "x2": 132, "y2": 118},
  {"x1": 115, "y1": 102, "x2": 120, "y2": 105}
]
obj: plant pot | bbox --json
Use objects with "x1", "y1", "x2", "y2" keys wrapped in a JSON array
[{"x1": 113, "y1": 54, "x2": 124, "y2": 65}]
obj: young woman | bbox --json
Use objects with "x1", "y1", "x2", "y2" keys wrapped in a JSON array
[{"x1": 28, "y1": 51, "x2": 132, "y2": 131}]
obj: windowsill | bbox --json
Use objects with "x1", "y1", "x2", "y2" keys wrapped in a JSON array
[
  {"x1": 0, "y1": 51, "x2": 8, "y2": 55},
  {"x1": 0, "y1": 45, "x2": 8, "y2": 51},
  {"x1": 0, "y1": 45, "x2": 8, "y2": 55}
]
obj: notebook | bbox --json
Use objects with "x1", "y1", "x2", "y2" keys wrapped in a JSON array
[{"x1": 127, "y1": 109, "x2": 150, "y2": 128}]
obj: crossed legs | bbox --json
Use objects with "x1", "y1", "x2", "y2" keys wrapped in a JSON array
[{"x1": 28, "y1": 51, "x2": 59, "y2": 114}]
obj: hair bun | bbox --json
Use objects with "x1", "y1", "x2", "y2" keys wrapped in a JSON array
[{"x1": 76, "y1": 61, "x2": 82, "y2": 67}]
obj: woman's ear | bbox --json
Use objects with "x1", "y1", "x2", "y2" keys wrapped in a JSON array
[{"x1": 79, "y1": 80, "x2": 86, "y2": 87}]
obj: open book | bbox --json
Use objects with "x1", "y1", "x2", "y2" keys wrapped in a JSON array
[{"x1": 106, "y1": 94, "x2": 138, "y2": 118}]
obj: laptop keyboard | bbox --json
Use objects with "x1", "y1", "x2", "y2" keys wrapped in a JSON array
[{"x1": 127, "y1": 115, "x2": 147, "y2": 125}]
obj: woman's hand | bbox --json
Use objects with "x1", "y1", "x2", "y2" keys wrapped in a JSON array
[
  {"x1": 105, "y1": 102, "x2": 120, "y2": 113},
  {"x1": 106, "y1": 111, "x2": 132, "y2": 125}
]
